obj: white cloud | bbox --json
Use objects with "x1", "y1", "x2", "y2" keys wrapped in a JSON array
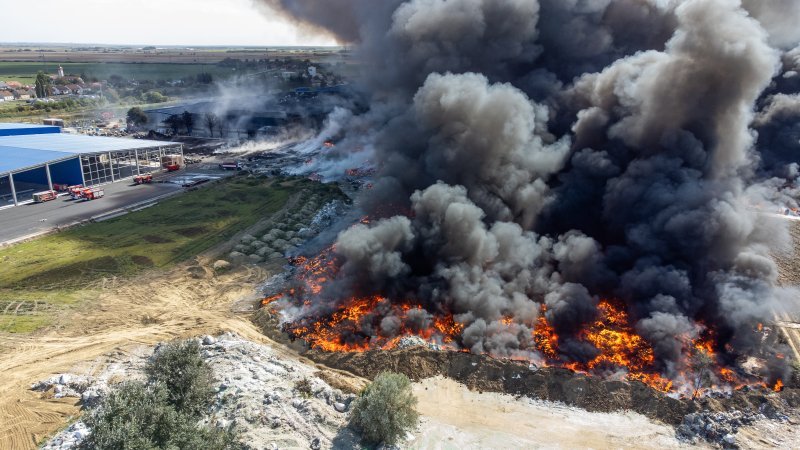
[{"x1": 0, "y1": 0, "x2": 337, "y2": 46}]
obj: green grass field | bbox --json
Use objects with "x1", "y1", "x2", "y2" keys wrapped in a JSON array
[
  {"x1": 0, "y1": 62, "x2": 241, "y2": 84},
  {"x1": 0, "y1": 175, "x2": 324, "y2": 333}
]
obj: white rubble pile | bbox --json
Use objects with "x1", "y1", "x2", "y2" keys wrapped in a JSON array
[
  {"x1": 31, "y1": 374, "x2": 94, "y2": 403},
  {"x1": 199, "y1": 332, "x2": 356, "y2": 449},
  {"x1": 40, "y1": 333, "x2": 358, "y2": 450},
  {"x1": 393, "y1": 336, "x2": 442, "y2": 351},
  {"x1": 41, "y1": 422, "x2": 90, "y2": 450}
]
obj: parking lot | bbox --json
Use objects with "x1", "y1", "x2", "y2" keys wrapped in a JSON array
[{"x1": 0, "y1": 165, "x2": 233, "y2": 245}]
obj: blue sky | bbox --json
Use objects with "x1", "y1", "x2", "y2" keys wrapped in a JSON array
[{"x1": 0, "y1": 0, "x2": 336, "y2": 46}]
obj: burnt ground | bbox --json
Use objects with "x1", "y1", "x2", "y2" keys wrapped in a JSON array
[
  {"x1": 253, "y1": 309, "x2": 799, "y2": 428},
  {"x1": 247, "y1": 216, "x2": 800, "y2": 445}
]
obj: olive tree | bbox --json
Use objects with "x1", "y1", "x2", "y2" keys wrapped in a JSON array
[
  {"x1": 79, "y1": 382, "x2": 231, "y2": 450},
  {"x1": 350, "y1": 372, "x2": 418, "y2": 445},
  {"x1": 145, "y1": 339, "x2": 215, "y2": 417}
]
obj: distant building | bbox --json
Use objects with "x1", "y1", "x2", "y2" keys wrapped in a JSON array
[
  {"x1": 43, "y1": 118, "x2": 64, "y2": 127},
  {"x1": 58, "y1": 65, "x2": 65, "y2": 78},
  {"x1": 0, "y1": 123, "x2": 183, "y2": 207},
  {"x1": 308, "y1": 66, "x2": 317, "y2": 77},
  {"x1": 65, "y1": 84, "x2": 82, "y2": 95},
  {"x1": 15, "y1": 91, "x2": 31, "y2": 100},
  {"x1": 0, "y1": 90, "x2": 14, "y2": 101}
]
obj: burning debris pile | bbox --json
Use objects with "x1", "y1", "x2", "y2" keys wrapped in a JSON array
[{"x1": 257, "y1": 0, "x2": 800, "y2": 399}]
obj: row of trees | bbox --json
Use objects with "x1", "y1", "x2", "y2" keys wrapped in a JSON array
[
  {"x1": 164, "y1": 111, "x2": 224, "y2": 137},
  {"x1": 127, "y1": 108, "x2": 227, "y2": 137}
]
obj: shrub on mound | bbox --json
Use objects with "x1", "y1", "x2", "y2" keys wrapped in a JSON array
[
  {"x1": 81, "y1": 339, "x2": 233, "y2": 449},
  {"x1": 145, "y1": 339, "x2": 215, "y2": 417},
  {"x1": 79, "y1": 382, "x2": 232, "y2": 450},
  {"x1": 350, "y1": 372, "x2": 418, "y2": 445}
]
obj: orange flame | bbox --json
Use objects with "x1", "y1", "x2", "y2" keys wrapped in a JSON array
[
  {"x1": 265, "y1": 239, "x2": 783, "y2": 397},
  {"x1": 532, "y1": 300, "x2": 673, "y2": 391}
]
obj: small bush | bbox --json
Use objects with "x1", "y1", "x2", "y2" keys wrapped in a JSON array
[
  {"x1": 145, "y1": 339, "x2": 215, "y2": 417},
  {"x1": 79, "y1": 382, "x2": 232, "y2": 450},
  {"x1": 295, "y1": 377, "x2": 313, "y2": 398},
  {"x1": 350, "y1": 372, "x2": 418, "y2": 445}
]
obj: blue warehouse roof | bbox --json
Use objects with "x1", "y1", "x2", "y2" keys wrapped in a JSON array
[
  {"x1": 0, "y1": 146, "x2": 75, "y2": 174},
  {"x1": 0, "y1": 133, "x2": 179, "y2": 176},
  {"x1": 0, "y1": 123, "x2": 61, "y2": 136}
]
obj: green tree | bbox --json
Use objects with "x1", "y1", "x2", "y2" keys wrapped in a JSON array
[
  {"x1": 164, "y1": 114, "x2": 184, "y2": 135},
  {"x1": 204, "y1": 112, "x2": 219, "y2": 137},
  {"x1": 126, "y1": 107, "x2": 148, "y2": 128},
  {"x1": 145, "y1": 340, "x2": 214, "y2": 417},
  {"x1": 689, "y1": 350, "x2": 714, "y2": 400},
  {"x1": 197, "y1": 73, "x2": 214, "y2": 84},
  {"x1": 34, "y1": 71, "x2": 51, "y2": 98},
  {"x1": 80, "y1": 340, "x2": 234, "y2": 450},
  {"x1": 144, "y1": 90, "x2": 167, "y2": 103},
  {"x1": 350, "y1": 372, "x2": 418, "y2": 446},
  {"x1": 79, "y1": 382, "x2": 232, "y2": 450},
  {"x1": 181, "y1": 111, "x2": 194, "y2": 135}
]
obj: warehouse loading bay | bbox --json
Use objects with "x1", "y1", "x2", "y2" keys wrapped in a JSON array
[{"x1": 0, "y1": 123, "x2": 236, "y2": 245}]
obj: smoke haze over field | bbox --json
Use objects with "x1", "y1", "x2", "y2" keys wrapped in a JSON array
[{"x1": 259, "y1": 0, "x2": 800, "y2": 383}]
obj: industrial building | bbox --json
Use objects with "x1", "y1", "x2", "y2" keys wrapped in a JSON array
[{"x1": 0, "y1": 123, "x2": 183, "y2": 207}]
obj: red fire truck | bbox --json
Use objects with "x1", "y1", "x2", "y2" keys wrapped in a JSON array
[
  {"x1": 134, "y1": 174, "x2": 153, "y2": 184},
  {"x1": 69, "y1": 185, "x2": 85, "y2": 200},
  {"x1": 33, "y1": 191, "x2": 57, "y2": 203},
  {"x1": 80, "y1": 187, "x2": 105, "y2": 201}
]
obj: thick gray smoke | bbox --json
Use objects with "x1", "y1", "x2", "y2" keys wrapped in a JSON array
[{"x1": 262, "y1": 0, "x2": 800, "y2": 383}]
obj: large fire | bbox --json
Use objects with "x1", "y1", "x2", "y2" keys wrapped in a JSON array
[{"x1": 263, "y1": 246, "x2": 784, "y2": 396}]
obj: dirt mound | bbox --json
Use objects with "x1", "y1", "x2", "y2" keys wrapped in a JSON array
[
  {"x1": 307, "y1": 347, "x2": 689, "y2": 425},
  {"x1": 311, "y1": 348, "x2": 799, "y2": 427},
  {"x1": 253, "y1": 309, "x2": 794, "y2": 427},
  {"x1": 0, "y1": 263, "x2": 272, "y2": 450}
]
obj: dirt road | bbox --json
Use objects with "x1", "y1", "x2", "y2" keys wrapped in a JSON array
[
  {"x1": 773, "y1": 218, "x2": 800, "y2": 361},
  {"x1": 411, "y1": 377, "x2": 697, "y2": 450},
  {"x1": 0, "y1": 262, "x2": 272, "y2": 449}
]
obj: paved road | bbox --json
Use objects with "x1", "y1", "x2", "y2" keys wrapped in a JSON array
[{"x1": 0, "y1": 181, "x2": 184, "y2": 244}]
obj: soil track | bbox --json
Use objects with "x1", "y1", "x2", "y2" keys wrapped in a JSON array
[
  {"x1": 0, "y1": 262, "x2": 274, "y2": 449},
  {"x1": 773, "y1": 219, "x2": 800, "y2": 361}
]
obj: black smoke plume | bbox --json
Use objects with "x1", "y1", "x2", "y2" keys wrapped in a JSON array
[{"x1": 259, "y1": 0, "x2": 800, "y2": 384}]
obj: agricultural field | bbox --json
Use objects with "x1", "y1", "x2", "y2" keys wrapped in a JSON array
[
  {"x1": 0, "y1": 47, "x2": 344, "y2": 66},
  {"x1": 0, "y1": 61, "x2": 243, "y2": 84},
  {"x1": 0, "y1": 175, "x2": 335, "y2": 333}
]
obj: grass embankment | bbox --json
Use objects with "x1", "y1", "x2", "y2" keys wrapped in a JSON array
[{"x1": 0, "y1": 175, "x2": 323, "y2": 333}]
